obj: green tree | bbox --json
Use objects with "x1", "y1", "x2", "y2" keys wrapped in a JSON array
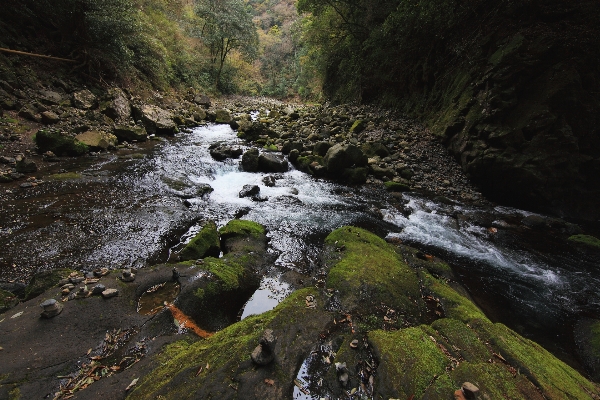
[{"x1": 195, "y1": 0, "x2": 258, "y2": 90}]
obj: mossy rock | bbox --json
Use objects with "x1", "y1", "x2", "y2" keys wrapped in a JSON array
[
  {"x1": 349, "y1": 119, "x2": 366, "y2": 134},
  {"x1": 568, "y1": 234, "x2": 600, "y2": 249},
  {"x1": 24, "y1": 268, "x2": 76, "y2": 300},
  {"x1": 179, "y1": 221, "x2": 220, "y2": 261},
  {"x1": 130, "y1": 288, "x2": 332, "y2": 400},
  {"x1": 218, "y1": 219, "x2": 267, "y2": 254},
  {"x1": 574, "y1": 318, "x2": 600, "y2": 381},
  {"x1": 324, "y1": 226, "x2": 424, "y2": 320},
  {"x1": 384, "y1": 181, "x2": 411, "y2": 192},
  {"x1": 35, "y1": 129, "x2": 88, "y2": 156},
  {"x1": 0, "y1": 289, "x2": 19, "y2": 314},
  {"x1": 342, "y1": 167, "x2": 367, "y2": 184}
]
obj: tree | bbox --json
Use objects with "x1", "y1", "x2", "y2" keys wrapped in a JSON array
[{"x1": 195, "y1": 0, "x2": 258, "y2": 90}]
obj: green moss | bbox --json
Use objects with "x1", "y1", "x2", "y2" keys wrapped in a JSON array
[
  {"x1": 35, "y1": 129, "x2": 88, "y2": 156},
  {"x1": 179, "y1": 221, "x2": 220, "y2": 261},
  {"x1": 589, "y1": 321, "x2": 600, "y2": 358},
  {"x1": 450, "y1": 362, "x2": 534, "y2": 399},
  {"x1": 431, "y1": 318, "x2": 489, "y2": 361},
  {"x1": 384, "y1": 181, "x2": 411, "y2": 192},
  {"x1": 325, "y1": 226, "x2": 422, "y2": 318},
  {"x1": 421, "y1": 272, "x2": 488, "y2": 323},
  {"x1": 8, "y1": 387, "x2": 20, "y2": 400},
  {"x1": 218, "y1": 219, "x2": 265, "y2": 240},
  {"x1": 129, "y1": 288, "x2": 320, "y2": 399},
  {"x1": 370, "y1": 327, "x2": 451, "y2": 398},
  {"x1": 24, "y1": 268, "x2": 76, "y2": 300},
  {"x1": 263, "y1": 144, "x2": 278, "y2": 151},
  {"x1": 568, "y1": 234, "x2": 600, "y2": 249},
  {"x1": 47, "y1": 172, "x2": 82, "y2": 181},
  {"x1": 474, "y1": 321, "x2": 598, "y2": 398},
  {"x1": 349, "y1": 119, "x2": 366, "y2": 133}
]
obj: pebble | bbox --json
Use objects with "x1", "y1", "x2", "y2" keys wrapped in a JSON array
[
  {"x1": 91, "y1": 284, "x2": 106, "y2": 295},
  {"x1": 40, "y1": 298, "x2": 63, "y2": 318},
  {"x1": 121, "y1": 269, "x2": 135, "y2": 282},
  {"x1": 102, "y1": 288, "x2": 119, "y2": 298}
]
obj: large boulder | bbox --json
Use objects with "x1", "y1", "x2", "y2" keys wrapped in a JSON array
[
  {"x1": 35, "y1": 129, "x2": 88, "y2": 156},
  {"x1": 74, "y1": 130, "x2": 118, "y2": 150},
  {"x1": 258, "y1": 153, "x2": 289, "y2": 173},
  {"x1": 215, "y1": 109, "x2": 232, "y2": 124},
  {"x1": 72, "y1": 89, "x2": 97, "y2": 109},
  {"x1": 323, "y1": 143, "x2": 368, "y2": 174},
  {"x1": 135, "y1": 104, "x2": 177, "y2": 135},
  {"x1": 100, "y1": 87, "x2": 131, "y2": 122},
  {"x1": 38, "y1": 90, "x2": 64, "y2": 106},
  {"x1": 241, "y1": 148, "x2": 260, "y2": 172},
  {"x1": 113, "y1": 125, "x2": 147, "y2": 142},
  {"x1": 179, "y1": 221, "x2": 221, "y2": 261}
]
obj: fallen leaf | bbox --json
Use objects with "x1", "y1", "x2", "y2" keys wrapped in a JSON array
[
  {"x1": 264, "y1": 379, "x2": 275, "y2": 386},
  {"x1": 87, "y1": 348, "x2": 92, "y2": 355},
  {"x1": 125, "y1": 378, "x2": 138, "y2": 391},
  {"x1": 10, "y1": 311, "x2": 23, "y2": 319}
]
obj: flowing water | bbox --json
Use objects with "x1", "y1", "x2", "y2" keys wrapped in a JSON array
[{"x1": 1, "y1": 122, "x2": 599, "y2": 378}]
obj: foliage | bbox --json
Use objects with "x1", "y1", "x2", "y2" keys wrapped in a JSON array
[{"x1": 194, "y1": 0, "x2": 258, "y2": 91}]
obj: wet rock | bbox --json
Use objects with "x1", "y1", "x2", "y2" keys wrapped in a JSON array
[
  {"x1": 121, "y1": 269, "x2": 136, "y2": 282},
  {"x1": 282, "y1": 141, "x2": 303, "y2": 155},
  {"x1": 94, "y1": 268, "x2": 110, "y2": 277},
  {"x1": 241, "y1": 148, "x2": 259, "y2": 172},
  {"x1": 239, "y1": 185, "x2": 260, "y2": 198},
  {"x1": 113, "y1": 125, "x2": 147, "y2": 142},
  {"x1": 209, "y1": 144, "x2": 243, "y2": 161},
  {"x1": 40, "y1": 298, "x2": 63, "y2": 318},
  {"x1": 335, "y1": 362, "x2": 349, "y2": 387},
  {"x1": 75, "y1": 130, "x2": 118, "y2": 151},
  {"x1": 100, "y1": 87, "x2": 131, "y2": 122},
  {"x1": 251, "y1": 329, "x2": 277, "y2": 366},
  {"x1": 102, "y1": 288, "x2": 119, "y2": 298},
  {"x1": 258, "y1": 153, "x2": 289, "y2": 173},
  {"x1": 91, "y1": 284, "x2": 106, "y2": 295},
  {"x1": 72, "y1": 89, "x2": 97, "y2": 109},
  {"x1": 262, "y1": 175, "x2": 276, "y2": 187},
  {"x1": 24, "y1": 269, "x2": 76, "y2": 301},
  {"x1": 35, "y1": 129, "x2": 88, "y2": 156},
  {"x1": 15, "y1": 156, "x2": 37, "y2": 173},
  {"x1": 41, "y1": 111, "x2": 60, "y2": 124},
  {"x1": 179, "y1": 221, "x2": 221, "y2": 261},
  {"x1": 238, "y1": 121, "x2": 277, "y2": 141}
]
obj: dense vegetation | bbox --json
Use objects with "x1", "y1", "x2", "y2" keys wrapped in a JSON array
[{"x1": 0, "y1": 0, "x2": 315, "y2": 97}]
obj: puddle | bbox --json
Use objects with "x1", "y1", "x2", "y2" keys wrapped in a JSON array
[
  {"x1": 240, "y1": 276, "x2": 292, "y2": 319},
  {"x1": 136, "y1": 281, "x2": 180, "y2": 315}
]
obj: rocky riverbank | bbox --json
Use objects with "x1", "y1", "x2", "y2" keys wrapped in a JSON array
[{"x1": 1, "y1": 222, "x2": 599, "y2": 399}]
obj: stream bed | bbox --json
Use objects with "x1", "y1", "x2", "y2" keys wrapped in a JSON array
[{"x1": 1, "y1": 122, "x2": 599, "y2": 376}]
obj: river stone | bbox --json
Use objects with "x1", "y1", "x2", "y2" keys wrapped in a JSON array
[
  {"x1": 461, "y1": 382, "x2": 480, "y2": 399},
  {"x1": 18, "y1": 104, "x2": 41, "y2": 122},
  {"x1": 41, "y1": 111, "x2": 60, "y2": 124},
  {"x1": 72, "y1": 89, "x2": 97, "y2": 109},
  {"x1": 136, "y1": 104, "x2": 177, "y2": 135},
  {"x1": 194, "y1": 95, "x2": 211, "y2": 108},
  {"x1": 38, "y1": 90, "x2": 63, "y2": 106},
  {"x1": 101, "y1": 288, "x2": 119, "y2": 298},
  {"x1": 113, "y1": 125, "x2": 147, "y2": 142},
  {"x1": 179, "y1": 221, "x2": 220, "y2": 261},
  {"x1": 209, "y1": 144, "x2": 243, "y2": 161},
  {"x1": 239, "y1": 185, "x2": 260, "y2": 198},
  {"x1": 241, "y1": 148, "x2": 259, "y2": 172},
  {"x1": 258, "y1": 153, "x2": 289, "y2": 173},
  {"x1": 75, "y1": 131, "x2": 118, "y2": 150},
  {"x1": 40, "y1": 298, "x2": 63, "y2": 318},
  {"x1": 91, "y1": 284, "x2": 106, "y2": 295},
  {"x1": 100, "y1": 87, "x2": 131, "y2": 122},
  {"x1": 15, "y1": 157, "x2": 37, "y2": 173},
  {"x1": 324, "y1": 143, "x2": 368, "y2": 174},
  {"x1": 251, "y1": 329, "x2": 277, "y2": 366},
  {"x1": 215, "y1": 109, "x2": 232, "y2": 124},
  {"x1": 313, "y1": 141, "x2": 332, "y2": 157}
]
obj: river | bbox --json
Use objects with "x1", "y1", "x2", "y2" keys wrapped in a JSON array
[{"x1": 1, "y1": 122, "x2": 598, "y2": 376}]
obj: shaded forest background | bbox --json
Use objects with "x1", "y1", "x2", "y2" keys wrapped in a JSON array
[{"x1": 0, "y1": 0, "x2": 320, "y2": 99}]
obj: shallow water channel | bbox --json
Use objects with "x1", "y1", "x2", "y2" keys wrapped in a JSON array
[{"x1": 1, "y1": 123, "x2": 599, "y2": 380}]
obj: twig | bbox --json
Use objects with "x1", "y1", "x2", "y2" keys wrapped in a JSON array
[{"x1": 0, "y1": 47, "x2": 76, "y2": 62}]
